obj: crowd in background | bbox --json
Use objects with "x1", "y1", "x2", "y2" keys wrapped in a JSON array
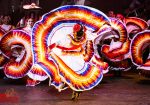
[
  {"x1": 0, "y1": 9, "x2": 149, "y2": 34},
  {"x1": 0, "y1": 14, "x2": 35, "y2": 34},
  {"x1": 0, "y1": 0, "x2": 150, "y2": 31}
]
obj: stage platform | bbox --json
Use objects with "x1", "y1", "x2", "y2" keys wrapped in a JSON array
[{"x1": 0, "y1": 70, "x2": 150, "y2": 105}]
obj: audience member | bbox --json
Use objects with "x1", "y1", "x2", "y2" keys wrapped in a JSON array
[
  {"x1": 0, "y1": 15, "x2": 15, "y2": 32},
  {"x1": 108, "y1": 10, "x2": 116, "y2": 17},
  {"x1": 22, "y1": 18, "x2": 35, "y2": 34}
]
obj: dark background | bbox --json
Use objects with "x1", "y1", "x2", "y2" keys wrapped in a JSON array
[
  {"x1": 0, "y1": 0, "x2": 149, "y2": 25},
  {"x1": 0, "y1": 0, "x2": 133, "y2": 15}
]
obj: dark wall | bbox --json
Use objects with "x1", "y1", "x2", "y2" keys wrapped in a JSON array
[
  {"x1": 39, "y1": 0, "x2": 62, "y2": 15},
  {"x1": 0, "y1": 0, "x2": 133, "y2": 25},
  {"x1": 0, "y1": 0, "x2": 133, "y2": 15},
  {"x1": 39, "y1": 0, "x2": 132, "y2": 15},
  {"x1": 87, "y1": 0, "x2": 132, "y2": 15},
  {"x1": 0, "y1": 0, "x2": 23, "y2": 25},
  {"x1": 0, "y1": 0, "x2": 11, "y2": 15}
]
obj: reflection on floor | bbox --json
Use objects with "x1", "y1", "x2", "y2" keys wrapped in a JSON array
[{"x1": 0, "y1": 70, "x2": 150, "y2": 105}]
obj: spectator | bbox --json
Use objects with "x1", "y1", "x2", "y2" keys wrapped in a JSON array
[
  {"x1": 22, "y1": 18, "x2": 35, "y2": 34},
  {"x1": 0, "y1": 15, "x2": 15, "y2": 32},
  {"x1": 108, "y1": 10, "x2": 116, "y2": 18}
]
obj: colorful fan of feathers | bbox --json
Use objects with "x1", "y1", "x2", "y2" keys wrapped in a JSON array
[
  {"x1": 130, "y1": 30, "x2": 150, "y2": 71},
  {"x1": 31, "y1": 5, "x2": 110, "y2": 91}
]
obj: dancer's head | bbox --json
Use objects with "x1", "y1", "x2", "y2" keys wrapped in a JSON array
[{"x1": 73, "y1": 23, "x2": 86, "y2": 41}]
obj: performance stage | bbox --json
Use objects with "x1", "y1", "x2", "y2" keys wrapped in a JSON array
[{"x1": 0, "y1": 70, "x2": 150, "y2": 105}]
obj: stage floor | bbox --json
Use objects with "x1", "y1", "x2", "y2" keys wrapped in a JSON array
[{"x1": 0, "y1": 70, "x2": 150, "y2": 105}]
